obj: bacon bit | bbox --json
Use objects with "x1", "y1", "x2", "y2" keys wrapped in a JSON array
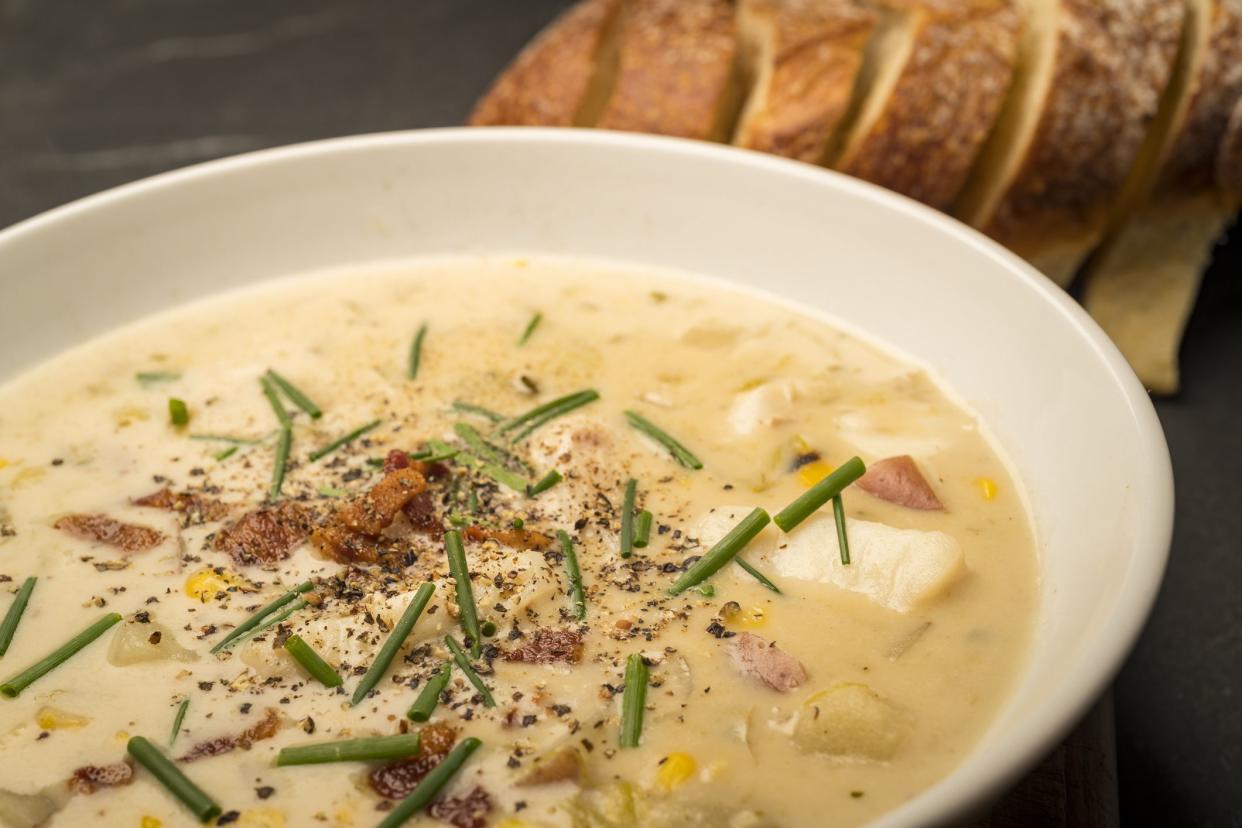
[
  {"x1": 133, "y1": 487, "x2": 231, "y2": 525},
  {"x1": 178, "y1": 708, "x2": 281, "y2": 762},
  {"x1": 403, "y1": 491, "x2": 443, "y2": 538},
  {"x1": 428, "y1": 786, "x2": 493, "y2": 828},
  {"x1": 464, "y1": 526, "x2": 553, "y2": 551},
  {"x1": 383, "y1": 449, "x2": 411, "y2": 473},
  {"x1": 857, "y1": 456, "x2": 944, "y2": 511},
  {"x1": 213, "y1": 502, "x2": 313, "y2": 566},
  {"x1": 68, "y1": 760, "x2": 134, "y2": 794},
  {"x1": 369, "y1": 722, "x2": 458, "y2": 799},
  {"x1": 54, "y1": 514, "x2": 164, "y2": 553},
  {"x1": 312, "y1": 467, "x2": 428, "y2": 563},
  {"x1": 502, "y1": 628, "x2": 583, "y2": 665},
  {"x1": 728, "y1": 632, "x2": 808, "y2": 693}
]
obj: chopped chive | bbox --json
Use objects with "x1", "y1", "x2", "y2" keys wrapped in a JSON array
[
  {"x1": 168, "y1": 398, "x2": 190, "y2": 427},
  {"x1": 135, "y1": 371, "x2": 181, "y2": 386},
  {"x1": 244, "y1": 598, "x2": 309, "y2": 641},
  {"x1": 265, "y1": 369, "x2": 323, "y2": 419},
  {"x1": 443, "y1": 636, "x2": 495, "y2": 707},
  {"x1": 210, "y1": 581, "x2": 314, "y2": 653},
  {"x1": 735, "y1": 558, "x2": 782, "y2": 594},
  {"x1": 0, "y1": 576, "x2": 36, "y2": 657},
  {"x1": 268, "y1": 426, "x2": 292, "y2": 502},
  {"x1": 276, "y1": 732, "x2": 422, "y2": 766},
  {"x1": 480, "y1": 620, "x2": 498, "y2": 637},
  {"x1": 260, "y1": 376, "x2": 292, "y2": 429},
  {"x1": 351, "y1": 583, "x2": 435, "y2": 706},
  {"x1": 451, "y1": 401, "x2": 505, "y2": 423},
  {"x1": 375, "y1": 737, "x2": 483, "y2": 828},
  {"x1": 284, "y1": 634, "x2": 343, "y2": 688},
  {"x1": 467, "y1": 489, "x2": 480, "y2": 513},
  {"x1": 772, "y1": 456, "x2": 866, "y2": 533},
  {"x1": 445, "y1": 531, "x2": 483, "y2": 658},
  {"x1": 619, "y1": 653, "x2": 648, "y2": 748},
  {"x1": 498, "y1": 389, "x2": 600, "y2": 442},
  {"x1": 309, "y1": 419, "x2": 382, "y2": 462},
  {"x1": 634, "y1": 510, "x2": 653, "y2": 548},
  {"x1": 0, "y1": 613, "x2": 121, "y2": 698},
  {"x1": 407, "y1": 663, "x2": 452, "y2": 722},
  {"x1": 518, "y1": 311, "x2": 543, "y2": 345},
  {"x1": 213, "y1": 446, "x2": 238, "y2": 461},
  {"x1": 169, "y1": 698, "x2": 189, "y2": 746},
  {"x1": 317, "y1": 485, "x2": 347, "y2": 497},
  {"x1": 692, "y1": 584, "x2": 716, "y2": 598},
  {"x1": 511, "y1": 517, "x2": 525, "y2": 529},
  {"x1": 478, "y1": 463, "x2": 528, "y2": 493},
  {"x1": 619, "y1": 479, "x2": 637, "y2": 559},
  {"x1": 127, "y1": 736, "x2": 221, "y2": 823},
  {"x1": 453, "y1": 422, "x2": 531, "y2": 472},
  {"x1": 668, "y1": 508, "x2": 771, "y2": 596},
  {"x1": 526, "y1": 469, "x2": 562, "y2": 497},
  {"x1": 423, "y1": 439, "x2": 461, "y2": 463},
  {"x1": 557, "y1": 530, "x2": 586, "y2": 620},
  {"x1": 833, "y1": 494, "x2": 851, "y2": 565},
  {"x1": 408, "y1": 323, "x2": 428, "y2": 380},
  {"x1": 189, "y1": 433, "x2": 266, "y2": 444},
  {"x1": 623, "y1": 410, "x2": 703, "y2": 469}
]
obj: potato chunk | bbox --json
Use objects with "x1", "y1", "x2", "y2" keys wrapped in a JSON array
[{"x1": 794, "y1": 684, "x2": 906, "y2": 761}]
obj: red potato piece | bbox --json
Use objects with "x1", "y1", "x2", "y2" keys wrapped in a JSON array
[
  {"x1": 133, "y1": 487, "x2": 231, "y2": 524},
  {"x1": 68, "y1": 760, "x2": 134, "y2": 794},
  {"x1": 213, "y1": 501, "x2": 314, "y2": 566},
  {"x1": 729, "y1": 632, "x2": 808, "y2": 692},
  {"x1": 370, "y1": 722, "x2": 458, "y2": 799},
  {"x1": 428, "y1": 786, "x2": 493, "y2": 828},
  {"x1": 178, "y1": 709, "x2": 280, "y2": 762},
  {"x1": 502, "y1": 628, "x2": 584, "y2": 665},
  {"x1": 856, "y1": 455, "x2": 943, "y2": 511},
  {"x1": 54, "y1": 514, "x2": 164, "y2": 553}
]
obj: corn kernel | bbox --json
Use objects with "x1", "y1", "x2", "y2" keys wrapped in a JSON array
[
  {"x1": 797, "y1": 461, "x2": 834, "y2": 488},
  {"x1": 656, "y1": 752, "x2": 697, "y2": 791},
  {"x1": 115, "y1": 730, "x2": 130, "y2": 743},
  {"x1": 114, "y1": 405, "x2": 151, "y2": 428},
  {"x1": 975, "y1": 477, "x2": 998, "y2": 501},
  {"x1": 495, "y1": 820, "x2": 535, "y2": 828},
  {"x1": 184, "y1": 567, "x2": 251, "y2": 602},
  {"x1": 10, "y1": 467, "x2": 45, "y2": 489},
  {"x1": 0, "y1": 458, "x2": 8, "y2": 470},
  {"x1": 141, "y1": 817, "x2": 163, "y2": 828},
  {"x1": 36, "y1": 705, "x2": 90, "y2": 730},
  {"x1": 240, "y1": 810, "x2": 287, "y2": 828}
]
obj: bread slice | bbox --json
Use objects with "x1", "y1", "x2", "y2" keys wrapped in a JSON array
[
  {"x1": 596, "y1": 0, "x2": 743, "y2": 141},
  {"x1": 731, "y1": 0, "x2": 877, "y2": 164},
  {"x1": 829, "y1": 0, "x2": 1022, "y2": 212},
  {"x1": 469, "y1": 0, "x2": 623, "y2": 127},
  {"x1": 1081, "y1": 0, "x2": 1242, "y2": 394},
  {"x1": 953, "y1": 0, "x2": 1185, "y2": 286}
]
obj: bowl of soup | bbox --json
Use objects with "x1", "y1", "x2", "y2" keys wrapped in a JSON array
[{"x1": 0, "y1": 129, "x2": 1171, "y2": 828}]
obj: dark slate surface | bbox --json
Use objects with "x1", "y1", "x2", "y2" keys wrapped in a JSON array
[{"x1": 2, "y1": 1, "x2": 1239, "y2": 824}]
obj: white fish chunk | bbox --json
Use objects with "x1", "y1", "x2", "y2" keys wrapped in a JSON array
[
  {"x1": 772, "y1": 514, "x2": 965, "y2": 613},
  {"x1": 727, "y1": 380, "x2": 799, "y2": 436}
]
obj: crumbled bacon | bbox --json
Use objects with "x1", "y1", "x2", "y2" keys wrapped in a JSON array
[
  {"x1": 464, "y1": 526, "x2": 553, "y2": 551},
  {"x1": 178, "y1": 709, "x2": 281, "y2": 762},
  {"x1": 133, "y1": 487, "x2": 231, "y2": 524},
  {"x1": 403, "y1": 491, "x2": 443, "y2": 538},
  {"x1": 502, "y1": 628, "x2": 584, "y2": 664},
  {"x1": 54, "y1": 514, "x2": 164, "y2": 553},
  {"x1": 68, "y1": 760, "x2": 133, "y2": 794},
  {"x1": 383, "y1": 449, "x2": 411, "y2": 473},
  {"x1": 428, "y1": 786, "x2": 492, "y2": 828},
  {"x1": 213, "y1": 502, "x2": 313, "y2": 566},
  {"x1": 369, "y1": 722, "x2": 457, "y2": 799},
  {"x1": 313, "y1": 467, "x2": 428, "y2": 563},
  {"x1": 857, "y1": 456, "x2": 944, "y2": 511},
  {"x1": 728, "y1": 633, "x2": 807, "y2": 692}
]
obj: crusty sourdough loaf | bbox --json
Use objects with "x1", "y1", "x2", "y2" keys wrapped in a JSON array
[
  {"x1": 954, "y1": 0, "x2": 1185, "y2": 287},
  {"x1": 1082, "y1": 0, "x2": 1242, "y2": 394},
  {"x1": 830, "y1": 0, "x2": 1022, "y2": 212},
  {"x1": 731, "y1": 0, "x2": 877, "y2": 163},
  {"x1": 596, "y1": 0, "x2": 743, "y2": 141},
  {"x1": 469, "y1": 0, "x2": 623, "y2": 127}
]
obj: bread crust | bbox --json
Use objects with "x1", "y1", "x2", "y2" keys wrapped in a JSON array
[
  {"x1": 597, "y1": 0, "x2": 739, "y2": 141},
  {"x1": 733, "y1": 0, "x2": 877, "y2": 163},
  {"x1": 836, "y1": 0, "x2": 1022, "y2": 211},
  {"x1": 469, "y1": 0, "x2": 622, "y2": 127},
  {"x1": 981, "y1": 0, "x2": 1184, "y2": 265}
]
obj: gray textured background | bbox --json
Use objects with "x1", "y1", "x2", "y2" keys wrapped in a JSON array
[{"x1": 2, "y1": 1, "x2": 1239, "y2": 824}]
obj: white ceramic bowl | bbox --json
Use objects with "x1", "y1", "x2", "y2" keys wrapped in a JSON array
[{"x1": 0, "y1": 129, "x2": 1172, "y2": 826}]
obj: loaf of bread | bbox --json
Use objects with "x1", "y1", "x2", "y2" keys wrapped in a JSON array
[{"x1": 471, "y1": 0, "x2": 1242, "y2": 394}]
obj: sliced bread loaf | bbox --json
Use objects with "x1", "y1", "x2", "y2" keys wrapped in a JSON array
[
  {"x1": 596, "y1": 0, "x2": 743, "y2": 141},
  {"x1": 1082, "y1": 0, "x2": 1242, "y2": 394},
  {"x1": 830, "y1": 0, "x2": 1022, "y2": 212},
  {"x1": 954, "y1": 0, "x2": 1184, "y2": 286},
  {"x1": 469, "y1": 0, "x2": 624, "y2": 127},
  {"x1": 731, "y1": 0, "x2": 877, "y2": 163}
]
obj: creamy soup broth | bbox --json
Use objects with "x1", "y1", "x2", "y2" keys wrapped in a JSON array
[{"x1": 0, "y1": 258, "x2": 1037, "y2": 827}]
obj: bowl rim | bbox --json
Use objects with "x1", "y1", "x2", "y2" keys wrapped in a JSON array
[{"x1": 0, "y1": 127, "x2": 1174, "y2": 825}]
